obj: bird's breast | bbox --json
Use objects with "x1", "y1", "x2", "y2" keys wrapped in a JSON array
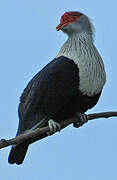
[
  {"x1": 57, "y1": 39, "x2": 106, "y2": 96},
  {"x1": 73, "y1": 53, "x2": 106, "y2": 96}
]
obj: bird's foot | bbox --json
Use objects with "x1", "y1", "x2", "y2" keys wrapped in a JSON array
[
  {"x1": 47, "y1": 119, "x2": 61, "y2": 135},
  {"x1": 73, "y1": 112, "x2": 88, "y2": 128}
]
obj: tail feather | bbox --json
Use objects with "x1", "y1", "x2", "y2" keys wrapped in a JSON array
[
  {"x1": 8, "y1": 119, "x2": 49, "y2": 165},
  {"x1": 8, "y1": 141, "x2": 29, "y2": 165}
]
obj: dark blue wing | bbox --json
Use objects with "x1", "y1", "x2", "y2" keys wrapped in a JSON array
[{"x1": 18, "y1": 56, "x2": 79, "y2": 134}]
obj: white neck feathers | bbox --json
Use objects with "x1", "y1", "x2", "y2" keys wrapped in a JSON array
[{"x1": 56, "y1": 32, "x2": 106, "y2": 96}]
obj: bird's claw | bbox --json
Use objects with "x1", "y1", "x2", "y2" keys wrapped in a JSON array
[
  {"x1": 73, "y1": 113, "x2": 88, "y2": 128},
  {"x1": 47, "y1": 119, "x2": 61, "y2": 135}
]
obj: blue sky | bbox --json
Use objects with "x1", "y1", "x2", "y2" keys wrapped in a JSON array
[{"x1": 0, "y1": 0, "x2": 117, "y2": 179}]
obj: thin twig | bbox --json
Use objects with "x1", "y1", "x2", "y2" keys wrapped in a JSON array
[{"x1": 0, "y1": 111, "x2": 117, "y2": 149}]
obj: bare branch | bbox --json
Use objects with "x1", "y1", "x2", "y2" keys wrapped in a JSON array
[{"x1": 0, "y1": 111, "x2": 117, "y2": 150}]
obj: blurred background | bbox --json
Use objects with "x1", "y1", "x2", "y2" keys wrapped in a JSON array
[{"x1": 0, "y1": 0, "x2": 117, "y2": 179}]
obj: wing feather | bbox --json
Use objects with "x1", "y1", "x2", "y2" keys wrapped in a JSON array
[{"x1": 17, "y1": 56, "x2": 79, "y2": 134}]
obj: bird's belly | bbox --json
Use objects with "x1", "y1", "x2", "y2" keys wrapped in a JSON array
[{"x1": 52, "y1": 91, "x2": 101, "y2": 122}]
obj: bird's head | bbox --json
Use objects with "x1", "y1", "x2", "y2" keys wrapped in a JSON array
[{"x1": 56, "y1": 11, "x2": 94, "y2": 37}]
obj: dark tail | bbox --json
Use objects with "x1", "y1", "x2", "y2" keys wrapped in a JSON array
[
  {"x1": 8, "y1": 140, "x2": 29, "y2": 165},
  {"x1": 8, "y1": 116, "x2": 49, "y2": 165},
  {"x1": 8, "y1": 133, "x2": 47, "y2": 165}
]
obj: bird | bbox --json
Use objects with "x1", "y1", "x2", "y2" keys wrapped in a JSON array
[{"x1": 8, "y1": 11, "x2": 106, "y2": 165}]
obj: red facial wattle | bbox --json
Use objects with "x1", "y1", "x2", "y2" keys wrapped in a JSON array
[{"x1": 56, "y1": 11, "x2": 82, "y2": 31}]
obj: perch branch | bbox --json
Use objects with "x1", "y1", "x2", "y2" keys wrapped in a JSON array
[{"x1": 0, "y1": 111, "x2": 117, "y2": 150}]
